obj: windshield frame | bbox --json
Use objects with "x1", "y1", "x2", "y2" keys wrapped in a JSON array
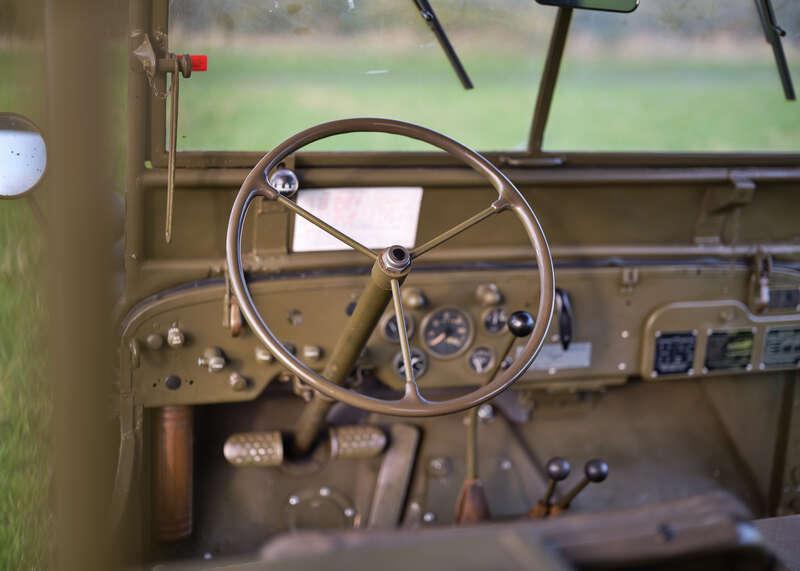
[{"x1": 147, "y1": 1, "x2": 800, "y2": 169}]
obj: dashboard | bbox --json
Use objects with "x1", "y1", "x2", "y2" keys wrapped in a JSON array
[{"x1": 121, "y1": 264, "x2": 800, "y2": 408}]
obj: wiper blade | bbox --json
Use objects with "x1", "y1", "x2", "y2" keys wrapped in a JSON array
[
  {"x1": 754, "y1": 0, "x2": 795, "y2": 100},
  {"x1": 411, "y1": 0, "x2": 474, "y2": 90}
]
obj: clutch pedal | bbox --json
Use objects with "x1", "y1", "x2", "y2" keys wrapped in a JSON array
[{"x1": 223, "y1": 431, "x2": 284, "y2": 467}]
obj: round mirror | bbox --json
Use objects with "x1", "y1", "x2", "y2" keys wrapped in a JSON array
[{"x1": 0, "y1": 113, "x2": 46, "y2": 198}]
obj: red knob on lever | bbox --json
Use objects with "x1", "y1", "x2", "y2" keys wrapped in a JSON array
[{"x1": 189, "y1": 54, "x2": 208, "y2": 72}]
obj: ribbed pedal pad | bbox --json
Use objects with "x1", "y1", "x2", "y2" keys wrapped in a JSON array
[
  {"x1": 223, "y1": 431, "x2": 284, "y2": 467},
  {"x1": 329, "y1": 425, "x2": 387, "y2": 460}
]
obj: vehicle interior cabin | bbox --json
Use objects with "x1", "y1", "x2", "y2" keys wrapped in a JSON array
[{"x1": 3, "y1": 0, "x2": 800, "y2": 569}]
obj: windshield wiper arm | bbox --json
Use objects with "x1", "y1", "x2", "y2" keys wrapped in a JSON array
[
  {"x1": 411, "y1": 0, "x2": 474, "y2": 90},
  {"x1": 754, "y1": 0, "x2": 795, "y2": 100}
]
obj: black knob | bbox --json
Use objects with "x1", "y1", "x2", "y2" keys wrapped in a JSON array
[
  {"x1": 508, "y1": 310, "x2": 535, "y2": 337},
  {"x1": 546, "y1": 457, "x2": 571, "y2": 481},
  {"x1": 164, "y1": 375, "x2": 181, "y2": 390},
  {"x1": 584, "y1": 459, "x2": 609, "y2": 483}
]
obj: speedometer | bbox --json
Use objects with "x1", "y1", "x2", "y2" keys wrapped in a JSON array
[{"x1": 421, "y1": 307, "x2": 473, "y2": 359}]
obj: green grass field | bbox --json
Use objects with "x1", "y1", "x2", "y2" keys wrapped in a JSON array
[{"x1": 174, "y1": 47, "x2": 800, "y2": 152}]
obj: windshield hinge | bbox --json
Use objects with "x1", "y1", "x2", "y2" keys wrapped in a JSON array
[
  {"x1": 694, "y1": 174, "x2": 756, "y2": 245},
  {"x1": 749, "y1": 250, "x2": 774, "y2": 314}
]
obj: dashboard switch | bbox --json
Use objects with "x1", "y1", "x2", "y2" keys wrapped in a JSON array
[
  {"x1": 402, "y1": 287, "x2": 429, "y2": 310},
  {"x1": 476, "y1": 283, "x2": 503, "y2": 306},
  {"x1": 302, "y1": 345, "x2": 323, "y2": 362},
  {"x1": 228, "y1": 372, "x2": 249, "y2": 391},
  {"x1": 197, "y1": 347, "x2": 226, "y2": 373},
  {"x1": 254, "y1": 345, "x2": 275, "y2": 364},
  {"x1": 166, "y1": 325, "x2": 185, "y2": 348}
]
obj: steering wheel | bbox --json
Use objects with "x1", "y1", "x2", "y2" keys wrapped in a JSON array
[{"x1": 226, "y1": 118, "x2": 554, "y2": 417}]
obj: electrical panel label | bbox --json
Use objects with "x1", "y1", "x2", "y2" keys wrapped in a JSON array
[
  {"x1": 763, "y1": 327, "x2": 800, "y2": 369},
  {"x1": 654, "y1": 332, "x2": 696, "y2": 376},
  {"x1": 704, "y1": 330, "x2": 753, "y2": 371}
]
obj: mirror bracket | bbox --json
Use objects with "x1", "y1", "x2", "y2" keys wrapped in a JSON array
[{"x1": 535, "y1": 0, "x2": 638, "y2": 13}]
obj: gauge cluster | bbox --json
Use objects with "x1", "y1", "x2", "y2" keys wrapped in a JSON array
[{"x1": 367, "y1": 278, "x2": 531, "y2": 391}]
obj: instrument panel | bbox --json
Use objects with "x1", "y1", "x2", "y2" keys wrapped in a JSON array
[{"x1": 120, "y1": 264, "x2": 800, "y2": 408}]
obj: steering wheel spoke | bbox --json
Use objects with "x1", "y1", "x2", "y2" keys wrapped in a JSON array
[
  {"x1": 410, "y1": 198, "x2": 508, "y2": 260},
  {"x1": 390, "y1": 279, "x2": 424, "y2": 402}
]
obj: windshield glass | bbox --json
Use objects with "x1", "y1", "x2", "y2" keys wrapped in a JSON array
[
  {"x1": 168, "y1": 0, "x2": 554, "y2": 152},
  {"x1": 544, "y1": 0, "x2": 800, "y2": 152}
]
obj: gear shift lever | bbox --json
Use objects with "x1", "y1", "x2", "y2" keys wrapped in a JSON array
[
  {"x1": 529, "y1": 457, "x2": 571, "y2": 518},
  {"x1": 551, "y1": 458, "x2": 609, "y2": 515}
]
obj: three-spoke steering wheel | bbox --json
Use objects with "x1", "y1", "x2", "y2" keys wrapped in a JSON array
[{"x1": 226, "y1": 118, "x2": 554, "y2": 417}]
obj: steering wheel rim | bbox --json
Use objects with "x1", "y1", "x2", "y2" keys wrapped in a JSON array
[{"x1": 226, "y1": 118, "x2": 555, "y2": 417}]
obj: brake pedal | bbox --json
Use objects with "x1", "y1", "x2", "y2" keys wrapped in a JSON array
[{"x1": 329, "y1": 425, "x2": 387, "y2": 460}]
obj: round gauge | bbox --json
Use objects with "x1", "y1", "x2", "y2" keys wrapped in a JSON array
[
  {"x1": 421, "y1": 307, "x2": 474, "y2": 359},
  {"x1": 468, "y1": 346, "x2": 496, "y2": 374},
  {"x1": 392, "y1": 348, "x2": 428, "y2": 380},
  {"x1": 380, "y1": 313, "x2": 415, "y2": 344},
  {"x1": 482, "y1": 307, "x2": 508, "y2": 335}
]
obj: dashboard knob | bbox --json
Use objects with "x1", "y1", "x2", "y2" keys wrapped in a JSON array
[
  {"x1": 228, "y1": 372, "x2": 249, "y2": 391},
  {"x1": 476, "y1": 283, "x2": 503, "y2": 307},
  {"x1": 166, "y1": 325, "x2": 185, "y2": 348},
  {"x1": 145, "y1": 333, "x2": 164, "y2": 350},
  {"x1": 402, "y1": 287, "x2": 428, "y2": 310},
  {"x1": 197, "y1": 347, "x2": 226, "y2": 373},
  {"x1": 508, "y1": 311, "x2": 535, "y2": 337}
]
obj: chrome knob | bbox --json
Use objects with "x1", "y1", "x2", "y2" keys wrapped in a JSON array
[
  {"x1": 267, "y1": 167, "x2": 299, "y2": 198},
  {"x1": 145, "y1": 333, "x2": 164, "y2": 350},
  {"x1": 166, "y1": 325, "x2": 185, "y2": 348}
]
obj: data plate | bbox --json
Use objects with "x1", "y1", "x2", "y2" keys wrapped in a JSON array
[
  {"x1": 527, "y1": 342, "x2": 592, "y2": 371},
  {"x1": 763, "y1": 327, "x2": 800, "y2": 369},
  {"x1": 654, "y1": 332, "x2": 696, "y2": 376},
  {"x1": 704, "y1": 330, "x2": 754, "y2": 371},
  {"x1": 292, "y1": 187, "x2": 423, "y2": 252}
]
